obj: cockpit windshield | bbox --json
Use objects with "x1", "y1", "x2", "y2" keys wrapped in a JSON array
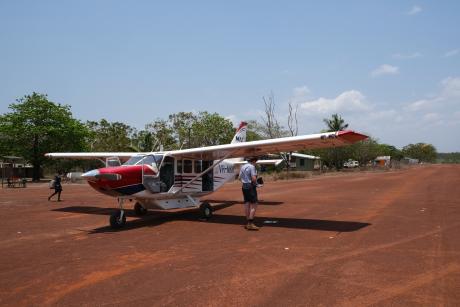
[{"x1": 123, "y1": 154, "x2": 164, "y2": 167}]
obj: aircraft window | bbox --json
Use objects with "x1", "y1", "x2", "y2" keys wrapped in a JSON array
[
  {"x1": 137, "y1": 155, "x2": 163, "y2": 166},
  {"x1": 195, "y1": 160, "x2": 202, "y2": 173},
  {"x1": 124, "y1": 156, "x2": 144, "y2": 165},
  {"x1": 177, "y1": 160, "x2": 183, "y2": 173},
  {"x1": 124, "y1": 155, "x2": 164, "y2": 166},
  {"x1": 106, "y1": 157, "x2": 121, "y2": 167},
  {"x1": 183, "y1": 160, "x2": 193, "y2": 173}
]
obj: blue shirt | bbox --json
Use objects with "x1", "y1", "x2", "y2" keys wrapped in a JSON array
[{"x1": 239, "y1": 163, "x2": 257, "y2": 184}]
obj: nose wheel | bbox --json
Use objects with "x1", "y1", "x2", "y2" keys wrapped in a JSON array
[
  {"x1": 110, "y1": 198, "x2": 127, "y2": 229},
  {"x1": 110, "y1": 210, "x2": 126, "y2": 228}
]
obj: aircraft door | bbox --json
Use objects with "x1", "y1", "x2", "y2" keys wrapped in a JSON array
[
  {"x1": 141, "y1": 155, "x2": 168, "y2": 193},
  {"x1": 159, "y1": 156, "x2": 174, "y2": 192},
  {"x1": 202, "y1": 160, "x2": 214, "y2": 191}
]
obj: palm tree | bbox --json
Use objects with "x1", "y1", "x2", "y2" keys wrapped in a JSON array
[
  {"x1": 323, "y1": 114, "x2": 349, "y2": 132},
  {"x1": 322, "y1": 114, "x2": 349, "y2": 170}
]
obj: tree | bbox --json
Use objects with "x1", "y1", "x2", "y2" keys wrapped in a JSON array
[
  {"x1": 323, "y1": 113, "x2": 349, "y2": 132},
  {"x1": 86, "y1": 119, "x2": 136, "y2": 152},
  {"x1": 168, "y1": 112, "x2": 197, "y2": 149},
  {"x1": 257, "y1": 93, "x2": 297, "y2": 175},
  {"x1": 245, "y1": 120, "x2": 266, "y2": 141},
  {"x1": 402, "y1": 143, "x2": 437, "y2": 162},
  {"x1": 347, "y1": 137, "x2": 381, "y2": 165},
  {"x1": 287, "y1": 101, "x2": 299, "y2": 137},
  {"x1": 0, "y1": 93, "x2": 89, "y2": 180},
  {"x1": 144, "y1": 119, "x2": 176, "y2": 150},
  {"x1": 260, "y1": 92, "x2": 288, "y2": 138},
  {"x1": 437, "y1": 152, "x2": 460, "y2": 164},
  {"x1": 191, "y1": 112, "x2": 234, "y2": 146},
  {"x1": 321, "y1": 113, "x2": 350, "y2": 169}
]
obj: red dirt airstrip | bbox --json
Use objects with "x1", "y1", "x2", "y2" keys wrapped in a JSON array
[{"x1": 0, "y1": 165, "x2": 459, "y2": 306}]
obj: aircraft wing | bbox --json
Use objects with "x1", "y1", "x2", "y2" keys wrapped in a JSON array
[
  {"x1": 45, "y1": 130, "x2": 367, "y2": 162},
  {"x1": 44, "y1": 152, "x2": 144, "y2": 162},
  {"x1": 166, "y1": 130, "x2": 367, "y2": 160}
]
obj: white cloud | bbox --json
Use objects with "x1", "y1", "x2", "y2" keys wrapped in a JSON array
[
  {"x1": 406, "y1": 98, "x2": 439, "y2": 111},
  {"x1": 444, "y1": 49, "x2": 459, "y2": 57},
  {"x1": 440, "y1": 77, "x2": 460, "y2": 98},
  {"x1": 408, "y1": 5, "x2": 422, "y2": 15},
  {"x1": 407, "y1": 77, "x2": 460, "y2": 111},
  {"x1": 299, "y1": 90, "x2": 370, "y2": 114},
  {"x1": 392, "y1": 52, "x2": 422, "y2": 59},
  {"x1": 293, "y1": 86, "x2": 310, "y2": 97},
  {"x1": 291, "y1": 86, "x2": 310, "y2": 103},
  {"x1": 371, "y1": 64, "x2": 400, "y2": 77},
  {"x1": 423, "y1": 113, "x2": 441, "y2": 122},
  {"x1": 288, "y1": 78, "x2": 459, "y2": 150}
]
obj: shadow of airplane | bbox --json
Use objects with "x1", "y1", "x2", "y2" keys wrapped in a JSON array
[
  {"x1": 204, "y1": 199, "x2": 284, "y2": 206},
  {"x1": 52, "y1": 201, "x2": 370, "y2": 234}
]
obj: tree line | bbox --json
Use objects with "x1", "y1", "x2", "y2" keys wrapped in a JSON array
[{"x1": 0, "y1": 93, "x2": 440, "y2": 180}]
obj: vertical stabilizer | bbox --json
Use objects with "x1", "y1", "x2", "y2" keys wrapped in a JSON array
[{"x1": 231, "y1": 121, "x2": 247, "y2": 144}]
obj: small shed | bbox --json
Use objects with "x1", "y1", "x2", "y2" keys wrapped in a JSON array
[
  {"x1": 375, "y1": 156, "x2": 391, "y2": 167},
  {"x1": 289, "y1": 153, "x2": 321, "y2": 171}
]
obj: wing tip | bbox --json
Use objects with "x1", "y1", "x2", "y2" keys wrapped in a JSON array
[{"x1": 337, "y1": 130, "x2": 368, "y2": 143}]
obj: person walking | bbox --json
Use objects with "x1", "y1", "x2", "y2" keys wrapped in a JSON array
[
  {"x1": 239, "y1": 157, "x2": 259, "y2": 230},
  {"x1": 48, "y1": 173, "x2": 63, "y2": 202}
]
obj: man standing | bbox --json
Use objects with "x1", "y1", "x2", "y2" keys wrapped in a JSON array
[{"x1": 239, "y1": 157, "x2": 259, "y2": 230}]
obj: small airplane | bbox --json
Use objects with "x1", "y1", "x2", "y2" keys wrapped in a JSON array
[{"x1": 46, "y1": 122, "x2": 367, "y2": 229}]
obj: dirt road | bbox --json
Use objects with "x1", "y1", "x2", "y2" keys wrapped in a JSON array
[{"x1": 0, "y1": 165, "x2": 459, "y2": 306}]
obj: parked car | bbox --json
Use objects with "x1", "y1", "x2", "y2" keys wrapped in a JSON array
[{"x1": 343, "y1": 160, "x2": 359, "y2": 168}]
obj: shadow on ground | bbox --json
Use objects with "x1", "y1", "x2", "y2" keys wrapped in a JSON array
[{"x1": 52, "y1": 200, "x2": 370, "y2": 234}]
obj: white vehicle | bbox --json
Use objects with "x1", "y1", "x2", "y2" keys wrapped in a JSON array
[
  {"x1": 344, "y1": 160, "x2": 359, "y2": 168},
  {"x1": 46, "y1": 122, "x2": 367, "y2": 229}
]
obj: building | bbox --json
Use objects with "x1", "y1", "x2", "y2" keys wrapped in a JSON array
[
  {"x1": 289, "y1": 153, "x2": 321, "y2": 171},
  {"x1": 264, "y1": 153, "x2": 321, "y2": 171},
  {"x1": 0, "y1": 156, "x2": 35, "y2": 180},
  {"x1": 375, "y1": 156, "x2": 391, "y2": 167}
]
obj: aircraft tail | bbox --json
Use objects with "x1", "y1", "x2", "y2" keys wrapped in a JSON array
[{"x1": 231, "y1": 121, "x2": 247, "y2": 144}]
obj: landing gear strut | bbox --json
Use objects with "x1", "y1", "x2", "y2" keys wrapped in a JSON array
[{"x1": 110, "y1": 198, "x2": 127, "y2": 229}]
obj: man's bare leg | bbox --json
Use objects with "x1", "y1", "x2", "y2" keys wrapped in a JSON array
[
  {"x1": 248, "y1": 203, "x2": 257, "y2": 220},
  {"x1": 244, "y1": 202, "x2": 250, "y2": 220},
  {"x1": 246, "y1": 203, "x2": 259, "y2": 230}
]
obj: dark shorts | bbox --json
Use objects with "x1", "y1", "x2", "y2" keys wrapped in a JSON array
[{"x1": 242, "y1": 184, "x2": 258, "y2": 203}]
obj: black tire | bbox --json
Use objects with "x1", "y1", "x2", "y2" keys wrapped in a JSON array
[
  {"x1": 134, "y1": 202, "x2": 147, "y2": 216},
  {"x1": 110, "y1": 210, "x2": 126, "y2": 229},
  {"x1": 199, "y1": 202, "x2": 213, "y2": 219}
]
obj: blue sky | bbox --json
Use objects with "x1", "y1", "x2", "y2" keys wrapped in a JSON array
[{"x1": 1, "y1": 1, "x2": 459, "y2": 151}]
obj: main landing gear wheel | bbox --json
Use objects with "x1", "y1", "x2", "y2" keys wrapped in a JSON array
[
  {"x1": 110, "y1": 210, "x2": 126, "y2": 229},
  {"x1": 134, "y1": 202, "x2": 147, "y2": 216},
  {"x1": 199, "y1": 202, "x2": 213, "y2": 220}
]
